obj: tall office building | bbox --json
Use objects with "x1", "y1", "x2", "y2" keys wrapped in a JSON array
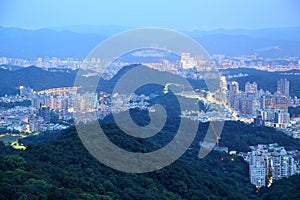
[
  {"x1": 19, "y1": 86, "x2": 33, "y2": 97},
  {"x1": 275, "y1": 95, "x2": 288, "y2": 112},
  {"x1": 215, "y1": 76, "x2": 228, "y2": 103},
  {"x1": 38, "y1": 106, "x2": 50, "y2": 123},
  {"x1": 247, "y1": 144, "x2": 296, "y2": 187},
  {"x1": 19, "y1": 86, "x2": 25, "y2": 96},
  {"x1": 228, "y1": 81, "x2": 240, "y2": 110},
  {"x1": 263, "y1": 95, "x2": 276, "y2": 109},
  {"x1": 230, "y1": 81, "x2": 239, "y2": 94},
  {"x1": 277, "y1": 79, "x2": 290, "y2": 97},
  {"x1": 245, "y1": 82, "x2": 258, "y2": 94},
  {"x1": 274, "y1": 110, "x2": 290, "y2": 124},
  {"x1": 271, "y1": 148, "x2": 295, "y2": 180},
  {"x1": 249, "y1": 149, "x2": 268, "y2": 187}
]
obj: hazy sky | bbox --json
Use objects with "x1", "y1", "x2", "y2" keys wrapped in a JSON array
[{"x1": 0, "y1": 0, "x2": 299, "y2": 30}]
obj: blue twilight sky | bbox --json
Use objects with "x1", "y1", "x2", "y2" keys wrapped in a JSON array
[{"x1": 0, "y1": 0, "x2": 299, "y2": 30}]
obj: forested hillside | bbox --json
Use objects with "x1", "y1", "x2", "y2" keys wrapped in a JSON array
[{"x1": 1, "y1": 112, "x2": 300, "y2": 199}]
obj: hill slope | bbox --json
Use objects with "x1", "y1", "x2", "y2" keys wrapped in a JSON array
[{"x1": 1, "y1": 109, "x2": 300, "y2": 199}]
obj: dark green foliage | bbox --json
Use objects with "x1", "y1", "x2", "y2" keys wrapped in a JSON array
[
  {"x1": 0, "y1": 118, "x2": 299, "y2": 199},
  {"x1": 289, "y1": 106, "x2": 300, "y2": 117},
  {"x1": 2, "y1": 65, "x2": 300, "y2": 100},
  {"x1": 219, "y1": 121, "x2": 300, "y2": 152},
  {"x1": 0, "y1": 66, "x2": 77, "y2": 96},
  {"x1": 3, "y1": 155, "x2": 26, "y2": 170},
  {"x1": 19, "y1": 130, "x2": 64, "y2": 145},
  {"x1": 258, "y1": 175, "x2": 300, "y2": 200},
  {"x1": 0, "y1": 128, "x2": 20, "y2": 134}
]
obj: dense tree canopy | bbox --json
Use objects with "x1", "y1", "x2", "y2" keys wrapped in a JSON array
[
  {"x1": 1, "y1": 114, "x2": 300, "y2": 199},
  {"x1": 289, "y1": 106, "x2": 300, "y2": 118}
]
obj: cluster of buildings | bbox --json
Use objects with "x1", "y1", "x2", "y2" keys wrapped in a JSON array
[
  {"x1": 0, "y1": 57, "x2": 100, "y2": 70},
  {"x1": 212, "y1": 54, "x2": 300, "y2": 71},
  {"x1": 226, "y1": 79, "x2": 291, "y2": 116},
  {"x1": 106, "y1": 51, "x2": 214, "y2": 80},
  {"x1": 0, "y1": 92, "x2": 31, "y2": 104},
  {"x1": 239, "y1": 144, "x2": 300, "y2": 187},
  {"x1": 1, "y1": 85, "x2": 155, "y2": 134},
  {"x1": 0, "y1": 106, "x2": 37, "y2": 133},
  {"x1": 214, "y1": 78, "x2": 300, "y2": 135},
  {"x1": 0, "y1": 103, "x2": 69, "y2": 133},
  {"x1": 2, "y1": 54, "x2": 300, "y2": 72},
  {"x1": 0, "y1": 87, "x2": 81, "y2": 134}
]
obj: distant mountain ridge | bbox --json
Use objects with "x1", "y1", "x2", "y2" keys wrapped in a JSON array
[
  {"x1": 195, "y1": 34, "x2": 300, "y2": 57},
  {"x1": 0, "y1": 26, "x2": 300, "y2": 58},
  {"x1": 0, "y1": 26, "x2": 106, "y2": 58},
  {"x1": 184, "y1": 27, "x2": 300, "y2": 41},
  {"x1": 51, "y1": 25, "x2": 300, "y2": 41}
]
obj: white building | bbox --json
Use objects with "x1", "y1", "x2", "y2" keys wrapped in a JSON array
[
  {"x1": 271, "y1": 148, "x2": 296, "y2": 180},
  {"x1": 180, "y1": 52, "x2": 197, "y2": 69},
  {"x1": 250, "y1": 153, "x2": 267, "y2": 187},
  {"x1": 246, "y1": 144, "x2": 297, "y2": 187}
]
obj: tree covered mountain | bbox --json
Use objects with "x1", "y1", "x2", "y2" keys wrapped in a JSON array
[
  {"x1": 0, "y1": 66, "x2": 77, "y2": 96},
  {"x1": 1, "y1": 107, "x2": 300, "y2": 199},
  {"x1": 1, "y1": 64, "x2": 300, "y2": 97}
]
